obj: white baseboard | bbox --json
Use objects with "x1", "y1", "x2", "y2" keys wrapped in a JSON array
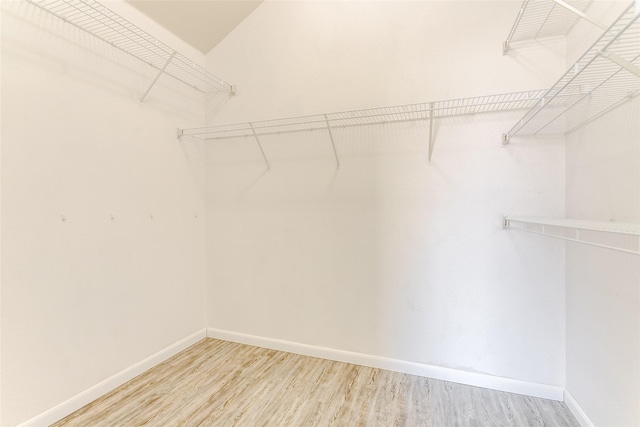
[
  {"x1": 18, "y1": 329, "x2": 207, "y2": 427},
  {"x1": 564, "y1": 389, "x2": 595, "y2": 427},
  {"x1": 206, "y1": 327, "x2": 564, "y2": 401}
]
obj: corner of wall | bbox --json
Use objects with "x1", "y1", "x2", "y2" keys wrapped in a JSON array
[
  {"x1": 17, "y1": 330, "x2": 206, "y2": 427},
  {"x1": 564, "y1": 389, "x2": 595, "y2": 427}
]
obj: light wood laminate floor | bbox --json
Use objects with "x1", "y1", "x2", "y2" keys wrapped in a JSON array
[{"x1": 54, "y1": 338, "x2": 579, "y2": 426}]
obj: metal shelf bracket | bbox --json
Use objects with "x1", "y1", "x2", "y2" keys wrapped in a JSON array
[
  {"x1": 140, "y1": 51, "x2": 176, "y2": 103},
  {"x1": 427, "y1": 103, "x2": 435, "y2": 163},
  {"x1": 249, "y1": 122, "x2": 270, "y2": 170},
  {"x1": 323, "y1": 114, "x2": 340, "y2": 170},
  {"x1": 552, "y1": 0, "x2": 607, "y2": 30},
  {"x1": 598, "y1": 50, "x2": 640, "y2": 78}
]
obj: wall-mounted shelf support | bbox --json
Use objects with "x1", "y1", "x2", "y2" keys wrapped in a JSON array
[
  {"x1": 503, "y1": 0, "x2": 526, "y2": 55},
  {"x1": 140, "y1": 51, "x2": 176, "y2": 103},
  {"x1": 323, "y1": 114, "x2": 340, "y2": 169},
  {"x1": 552, "y1": 0, "x2": 606, "y2": 30},
  {"x1": 249, "y1": 123, "x2": 270, "y2": 170},
  {"x1": 599, "y1": 51, "x2": 640, "y2": 78},
  {"x1": 427, "y1": 102, "x2": 435, "y2": 163},
  {"x1": 504, "y1": 216, "x2": 640, "y2": 255},
  {"x1": 565, "y1": 90, "x2": 638, "y2": 133}
]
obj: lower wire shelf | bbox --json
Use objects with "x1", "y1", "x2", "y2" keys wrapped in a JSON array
[{"x1": 503, "y1": 216, "x2": 640, "y2": 255}]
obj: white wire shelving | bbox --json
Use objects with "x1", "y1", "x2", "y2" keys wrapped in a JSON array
[
  {"x1": 179, "y1": 90, "x2": 546, "y2": 168},
  {"x1": 504, "y1": 0, "x2": 596, "y2": 54},
  {"x1": 25, "y1": 0, "x2": 234, "y2": 102},
  {"x1": 503, "y1": 2, "x2": 640, "y2": 144},
  {"x1": 503, "y1": 216, "x2": 640, "y2": 255}
]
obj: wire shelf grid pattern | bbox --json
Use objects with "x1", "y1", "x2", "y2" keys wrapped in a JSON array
[
  {"x1": 26, "y1": 0, "x2": 233, "y2": 94},
  {"x1": 505, "y1": 0, "x2": 594, "y2": 49},
  {"x1": 180, "y1": 90, "x2": 547, "y2": 140},
  {"x1": 504, "y1": 3, "x2": 640, "y2": 142}
]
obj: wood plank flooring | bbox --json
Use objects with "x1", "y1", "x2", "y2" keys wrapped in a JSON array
[{"x1": 54, "y1": 338, "x2": 579, "y2": 426}]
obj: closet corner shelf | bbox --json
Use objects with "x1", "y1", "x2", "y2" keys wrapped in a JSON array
[
  {"x1": 25, "y1": 0, "x2": 234, "y2": 101},
  {"x1": 503, "y1": 0, "x2": 595, "y2": 54},
  {"x1": 503, "y1": 216, "x2": 640, "y2": 255},
  {"x1": 178, "y1": 89, "x2": 546, "y2": 166},
  {"x1": 502, "y1": 1, "x2": 640, "y2": 144}
]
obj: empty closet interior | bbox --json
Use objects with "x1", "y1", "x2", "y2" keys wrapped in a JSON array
[{"x1": 1, "y1": 0, "x2": 638, "y2": 425}]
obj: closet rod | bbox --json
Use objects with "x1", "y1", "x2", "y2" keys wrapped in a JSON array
[{"x1": 503, "y1": 216, "x2": 640, "y2": 255}]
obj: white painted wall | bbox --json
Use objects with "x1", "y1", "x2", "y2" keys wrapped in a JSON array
[
  {"x1": 204, "y1": 0, "x2": 568, "y2": 390},
  {"x1": 565, "y1": 3, "x2": 640, "y2": 424},
  {"x1": 1, "y1": 1, "x2": 208, "y2": 425},
  {"x1": 9, "y1": 0, "x2": 636, "y2": 424},
  {"x1": 205, "y1": 0, "x2": 568, "y2": 124}
]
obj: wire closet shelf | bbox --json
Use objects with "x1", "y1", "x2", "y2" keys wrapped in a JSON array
[
  {"x1": 179, "y1": 90, "x2": 546, "y2": 141},
  {"x1": 179, "y1": 90, "x2": 546, "y2": 166},
  {"x1": 25, "y1": 0, "x2": 234, "y2": 99},
  {"x1": 503, "y1": 0, "x2": 594, "y2": 54},
  {"x1": 503, "y1": 216, "x2": 640, "y2": 255},
  {"x1": 503, "y1": 2, "x2": 640, "y2": 144}
]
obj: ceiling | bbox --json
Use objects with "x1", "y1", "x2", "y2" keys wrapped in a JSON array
[{"x1": 126, "y1": 0, "x2": 263, "y2": 54}]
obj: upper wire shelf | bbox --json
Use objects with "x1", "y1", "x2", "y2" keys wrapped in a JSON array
[
  {"x1": 179, "y1": 90, "x2": 545, "y2": 168},
  {"x1": 504, "y1": 216, "x2": 640, "y2": 255},
  {"x1": 504, "y1": 0, "x2": 595, "y2": 53},
  {"x1": 180, "y1": 90, "x2": 546, "y2": 140},
  {"x1": 25, "y1": 0, "x2": 234, "y2": 100},
  {"x1": 503, "y1": 2, "x2": 640, "y2": 144}
]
